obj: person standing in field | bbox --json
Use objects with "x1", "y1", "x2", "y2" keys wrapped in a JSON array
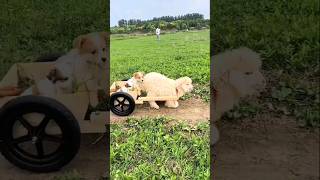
[{"x1": 156, "y1": 27, "x2": 161, "y2": 40}]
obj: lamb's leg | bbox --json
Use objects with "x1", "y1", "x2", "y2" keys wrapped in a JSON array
[
  {"x1": 165, "y1": 100, "x2": 179, "y2": 108},
  {"x1": 148, "y1": 101, "x2": 160, "y2": 109},
  {"x1": 147, "y1": 92, "x2": 160, "y2": 109}
]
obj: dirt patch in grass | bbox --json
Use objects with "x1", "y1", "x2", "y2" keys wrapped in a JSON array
[
  {"x1": 213, "y1": 114, "x2": 319, "y2": 180},
  {"x1": 110, "y1": 98, "x2": 210, "y2": 126}
]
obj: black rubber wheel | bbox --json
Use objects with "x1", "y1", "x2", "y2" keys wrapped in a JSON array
[
  {"x1": 110, "y1": 92, "x2": 135, "y2": 116},
  {"x1": 0, "y1": 96, "x2": 80, "y2": 172},
  {"x1": 36, "y1": 53, "x2": 64, "y2": 62}
]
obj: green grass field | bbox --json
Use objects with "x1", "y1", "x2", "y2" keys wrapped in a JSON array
[
  {"x1": 111, "y1": 118, "x2": 209, "y2": 179},
  {"x1": 111, "y1": 30, "x2": 210, "y2": 101},
  {"x1": 110, "y1": 30, "x2": 210, "y2": 178}
]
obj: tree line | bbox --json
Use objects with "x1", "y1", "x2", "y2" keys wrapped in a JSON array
[{"x1": 111, "y1": 13, "x2": 209, "y2": 34}]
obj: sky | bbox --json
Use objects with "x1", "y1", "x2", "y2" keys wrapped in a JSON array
[{"x1": 110, "y1": 0, "x2": 210, "y2": 27}]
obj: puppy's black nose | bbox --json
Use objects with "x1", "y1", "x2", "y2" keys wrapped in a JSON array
[{"x1": 101, "y1": 57, "x2": 107, "y2": 62}]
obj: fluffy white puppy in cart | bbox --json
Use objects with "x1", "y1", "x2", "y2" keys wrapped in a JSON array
[{"x1": 22, "y1": 32, "x2": 108, "y2": 106}]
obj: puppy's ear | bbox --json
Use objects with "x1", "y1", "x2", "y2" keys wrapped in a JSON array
[
  {"x1": 73, "y1": 35, "x2": 87, "y2": 49},
  {"x1": 132, "y1": 72, "x2": 137, "y2": 78}
]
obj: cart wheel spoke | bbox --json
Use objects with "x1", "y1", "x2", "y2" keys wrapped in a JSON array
[
  {"x1": 18, "y1": 117, "x2": 33, "y2": 131},
  {"x1": 35, "y1": 141, "x2": 44, "y2": 158},
  {"x1": 12, "y1": 135, "x2": 31, "y2": 145},
  {"x1": 36, "y1": 115, "x2": 51, "y2": 135},
  {"x1": 118, "y1": 97, "x2": 126, "y2": 103},
  {"x1": 124, "y1": 100, "x2": 130, "y2": 105},
  {"x1": 43, "y1": 134, "x2": 63, "y2": 143},
  {"x1": 121, "y1": 105, "x2": 124, "y2": 111}
]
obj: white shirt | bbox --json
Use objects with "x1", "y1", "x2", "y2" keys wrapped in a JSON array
[{"x1": 156, "y1": 28, "x2": 160, "y2": 35}]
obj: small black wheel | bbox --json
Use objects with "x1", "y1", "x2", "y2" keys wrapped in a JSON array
[
  {"x1": 110, "y1": 92, "x2": 135, "y2": 116},
  {"x1": 36, "y1": 53, "x2": 65, "y2": 62},
  {"x1": 0, "y1": 96, "x2": 80, "y2": 172}
]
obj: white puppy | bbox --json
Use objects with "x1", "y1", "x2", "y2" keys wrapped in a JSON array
[
  {"x1": 53, "y1": 32, "x2": 108, "y2": 94},
  {"x1": 22, "y1": 32, "x2": 109, "y2": 102},
  {"x1": 211, "y1": 47, "x2": 266, "y2": 145},
  {"x1": 142, "y1": 72, "x2": 193, "y2": 109},
  {"x1": 127, "y1": 72, "x2": 144, "y2": 88}
]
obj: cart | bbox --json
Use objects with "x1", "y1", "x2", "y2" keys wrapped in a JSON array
[
  {"x1": 109, "y1": 81, "x2": 179, "y2": 116},
  {"x1": 0, "y1": 62, "x2": 107, "y2": 172}
]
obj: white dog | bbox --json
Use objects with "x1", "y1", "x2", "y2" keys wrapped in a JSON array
[
  {"x1": 22, "y1": 32, "x2": 108, "y2": 103},
  {"x1": 52, "y1": 32, "x2": 108, "y2": 94},
  {"x1": 211, "y1": 47, "x2": 266, "y2": 145},
  {"x1": 127, "y1": 71, "x2": 144, "y2": 88},
  {"x1": 142, "y1": 72, "x2": 193, "y2": 109},
  {"x1": 212, "y1": 47, "x2": 266, "y2": 120},
  {"x1": 110, "y1": 72, "x2": 144, "y2": 95}
]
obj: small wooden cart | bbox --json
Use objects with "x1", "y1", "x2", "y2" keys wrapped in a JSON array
[
  {"x1": 109, "y1": 81, "x2": 179, "y2": 116},
  {"x1": 0, "y1": 62, "x2": 107, "y2": 172}
]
